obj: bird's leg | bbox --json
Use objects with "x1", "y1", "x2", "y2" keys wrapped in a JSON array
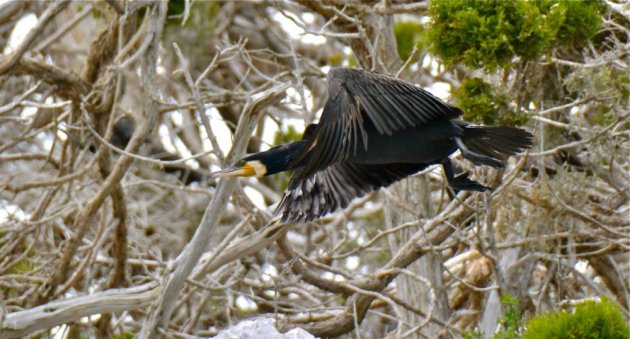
[
  {"x1": 441, "y1": 158, "x2": 490, "y2": 192},
  {"x1": 454, "y1": 137, "x2": 504, "y2": 168}
]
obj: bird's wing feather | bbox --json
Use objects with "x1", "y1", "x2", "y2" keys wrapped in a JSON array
[
  {"x1": 291, "y1": 85, "x2": 365, "y2": 179},
  {"x1": 276, "y1": 162, "x2": 427, "y2": 222},
  {"x1": 344, "y1": 69, "x2": 462, "y2": 135},
  {"x1": 298, "y1": 68, "x2": 461, "y2": 180}
]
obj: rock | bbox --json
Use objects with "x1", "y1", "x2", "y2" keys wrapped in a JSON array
[{"x1": 212, "y1": 317, "x2": 316, "y2": 339}]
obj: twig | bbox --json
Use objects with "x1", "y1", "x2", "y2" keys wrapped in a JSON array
[
  {"x1": 278, "y1": 193, "x2": 474, "y2": 336},
  {"x1": 0, "y1": 81, "x2": 41, "y2": 116},
  {"x1": 140, "y1": 83, "x2": 288, "y2": 338},
  {"x1": 530, "y1": 115, "x2": 627, "y2": 156},
  {"x1": 173, "y1": 42, "x2": 225, "y2": 161},
  {"x1": 0, "y1": 0, "x2": 70, "y2": 75},
  {"x1": 33, "y1": 4, "x2": 93, "y2": 53},
  {"x1": 84, "y1": 117, "x2": 214, "y2": 166},
  {"x1": 37, "y1": 0, "x2": 167, "y2": 304},
  {"x1": 0, "y1": 283, "x2": 158, "y2": 339}
]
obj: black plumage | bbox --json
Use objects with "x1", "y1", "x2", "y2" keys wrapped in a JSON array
[{"x1": 212, "y1": 68, "x2": 534, "y2": 222}]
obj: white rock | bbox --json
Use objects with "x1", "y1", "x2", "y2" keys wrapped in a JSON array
[{"x1": 212, "y1": 317, "x2": 316, "y2": 339}]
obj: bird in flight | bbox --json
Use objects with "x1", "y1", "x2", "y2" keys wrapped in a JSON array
[{"x1": 212, "y1": 68, "x2": 533, "y2": 222}]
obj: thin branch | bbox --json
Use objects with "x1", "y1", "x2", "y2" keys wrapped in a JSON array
[
  {"x1": 0, "y1": 0, "x2": 70, "y2": 75},
  {"x1": 1, "y1": 283, "x2": 158, "y2": 339},
  {"x1": 140, "y1": 82, "x2": 289, "y2": 338},
  {"x1": 173, "y1": 42, "x2": 224, "y2": 161}
]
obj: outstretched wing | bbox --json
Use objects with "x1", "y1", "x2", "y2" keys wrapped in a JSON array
[
  {"x1": 276, "y1": 162, "x2": 427, "y2": 222},
  {"x1": 298, "y1": 68, "x2": 462, "y2": 180}
]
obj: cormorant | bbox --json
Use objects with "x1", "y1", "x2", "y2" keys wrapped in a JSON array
[
  {"x1": 212, "y1": 68, "x2": 533, "y2": 222},
  {"x1": 111, "y1": 116, "x2": 205, "y2": 184}
]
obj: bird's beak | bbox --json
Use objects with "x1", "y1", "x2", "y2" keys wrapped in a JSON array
[{"x1": 211, "y1": 163, "x2": 256, "y2": 178}]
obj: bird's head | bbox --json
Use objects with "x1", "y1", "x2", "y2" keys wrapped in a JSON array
[
  {"x1": 210, "y1": 143, "x2": 303, "y2": 179},
  {"x1": 211, "y1": 125, "x2": 316, "y2": 179},
  {"x1": 211, "y1": 156, "x2": 268, "y2": 178}
]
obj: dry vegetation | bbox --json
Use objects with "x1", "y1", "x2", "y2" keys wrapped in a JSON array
[{"x1": 0, "y1": 1, "x2": 627, "y2": 338}]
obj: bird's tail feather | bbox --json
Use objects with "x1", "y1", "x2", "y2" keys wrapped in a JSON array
[{"x1": 462, "y1": 125, "x2": 534, "y2": 162}]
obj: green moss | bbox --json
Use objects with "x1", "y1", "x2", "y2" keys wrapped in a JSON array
[
  {"x1": 566, "y1": 67, "x2": 628, "y2": 109},
  {"x1": 112, "y1": 332, "x2": 135, "y2": 339},
  {"x1": 347, "y1": 53, "x2": 358, "y2": 68},
  {"x1": 496, "y1": 294, "x2": 522, "y2": 339},
  {"x1": 466, "y1": 294, "x2": 523, "y2": 339},
  {"x1": 394, "y1": 21, "x2": 426, "y2": 62},
  {"x1": 11, "y1": 259, "x2": 34, "y2": 274},
  {"x1": 273, "y1": 125, "x2": 304, "y2": 145},
  {"x1": 463, "y1": 329, "x2": 485, "y2": 339},
  {"x1": 328, "y1": 53, "x2": 344, "y2": 66},
  {"x1": 524, "y1": 298, "x2": 630, "y2": 339},
  {"x1": 454, "y1": 77, "x2": 528, "y2": 126},
  {"x1": 168, "y1": 0, "x2": 186, "y2": 18},
  {"x1": 562, "y1": 65, "x2": 628, "y2": 128},
  {"x1": 619, "y1": 75, "x2": 630, "y2": 99},
  {"x1": 428, "y1": 0, "x2": 604, "y2": 70},
  {"x1": 535, "y1": 0, "x2": 604, "y2": 48},
  {"x1": 272, "y1": 125, "x2": 305, "y2": 191},
  {"x1": 590, "y1": 105, "x2": 615, "y2": 127},
  {"x1": 10, "y1": 238, "x2": 36, "y2": 275},
  {"x1": 165, "y1": 0, "x2": 220, "y2": 27},
  {"x1": 428, "y1": 0, "x2": 553, "y2": 70}
]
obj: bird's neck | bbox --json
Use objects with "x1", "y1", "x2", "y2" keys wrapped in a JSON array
[{"x1": 260, "y1": 140, "x2": 311, "y2": 176}]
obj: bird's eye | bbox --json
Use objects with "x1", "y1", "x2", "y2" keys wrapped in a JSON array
[{"x1": 236, "y1": 159, "x2": 246, "y2": 167}]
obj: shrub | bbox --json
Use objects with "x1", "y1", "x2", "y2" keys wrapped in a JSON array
[
  {"x1": 524, "y1": 298, "x2": 630, "y2": 339},
  {"x1": 394, "y1": 21, "x2": 426, "y2": 62},
  {"x1": 427, "y1": 0, "x2": 604, "y2": 71},
  {"x1": 453, "y1": 77, "x2": 528, "y2": 126}
]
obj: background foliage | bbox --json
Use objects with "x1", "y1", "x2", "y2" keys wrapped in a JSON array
[{"x1": 0, "y1": 0, "x2": 627, "y2": 338}]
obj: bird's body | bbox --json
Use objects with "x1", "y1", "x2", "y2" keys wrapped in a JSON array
[
  {"x1": 213, "y1": 68, "x2": 533, "y2": 222},
  {"x1": 352, "y1": 119, "x2": 459, "y2": 165}
]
